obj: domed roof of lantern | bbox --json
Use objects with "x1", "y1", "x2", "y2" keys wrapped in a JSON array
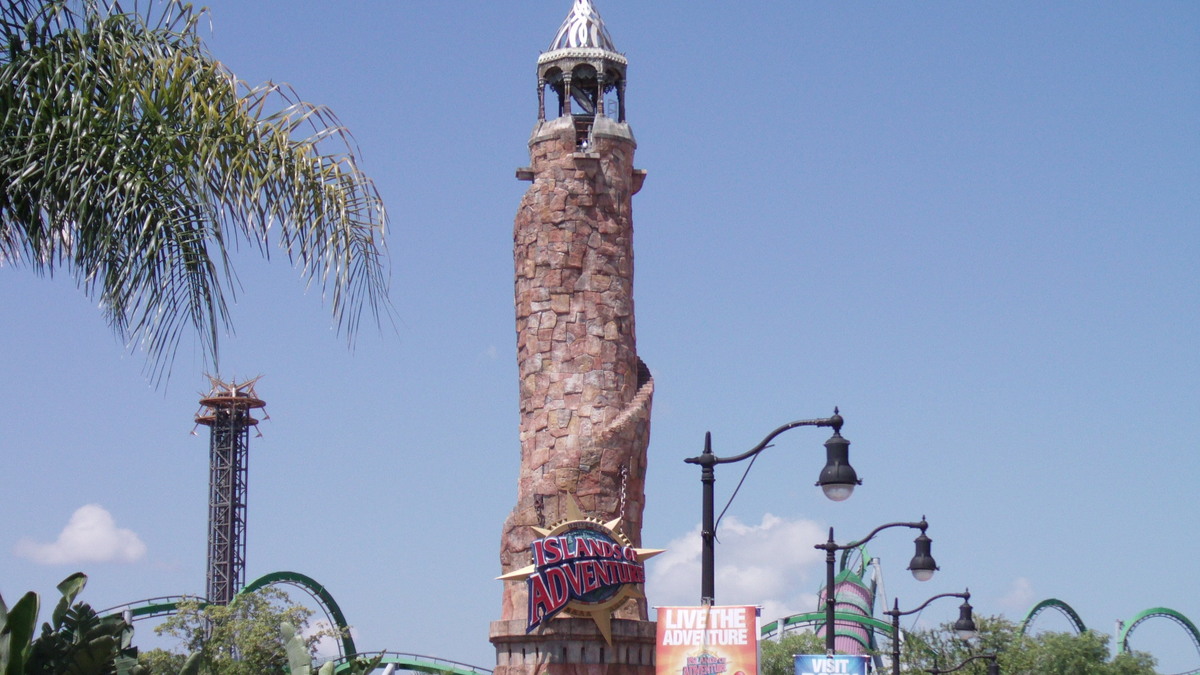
[{"x1": 539, "y1": 0, "x2": 626, "y2": 67}]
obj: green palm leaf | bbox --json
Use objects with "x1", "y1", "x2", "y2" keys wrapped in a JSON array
[
  {"x1": 1, "y1": 0, "x2": 390, "y2": 383},
  {"x1": 0, "y1": 592, "x2": 39, "y2": 675}
]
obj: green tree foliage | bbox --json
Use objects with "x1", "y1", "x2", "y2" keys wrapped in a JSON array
[
  {"x1": 139, "y1": 587, "x2": 340, "y2": 675},
  {"x1": 0, "y1": 572, "x2": 143, "y2": 675},
  {"x1": 0, "y1": 0, "x2": 389, "y2": 381},
  {"x1": 901, "y1": 615, "x2": 1157, "y2": 675},
  {"x1": 133, "y1": 650, "x2": 186, "y2": 675},
  {"x1": 280, "y1": 623, "x2": 382, "y2": 675},
  {"x1": 900, "y1": 615, "x2": 1019, "y2": 674},
  {"x1": 760, "y1": 631, "x2": 827, "y2": 675}
]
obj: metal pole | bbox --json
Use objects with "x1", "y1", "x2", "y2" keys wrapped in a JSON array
[
  {"x1": 700, "y1": 432, "x2": 716, "y2": 605},
  {"x1": 886, "y1": 591, "x2": 973, "y2": 675},
  {"x1": 825, "y1": 527, "x2": 837, "y2": 654},
  {"x1": 686, "y1": 412, "x2": 850, "y2": 605},
  {"x1": 815, "y1": 519, "x2": 935, "y2": 655},
  {"x1": 892, "y1": 598, "x2": 902, "y2": 675}
]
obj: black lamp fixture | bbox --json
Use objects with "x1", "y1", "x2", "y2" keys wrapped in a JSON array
[
  {"x1": 954, "y1": 595, "x2": 979, "y2": 640},
  {"x1": 884, "y1": 591, "x2": 976, "y2": 675},
  {"x1": 684, "y1": 409, "x2": 858, "y2": 605},
  {"x1": 816, "y1": 418, "x2": 859, "y2": 501},
  {"x1": 910, "y1": 528, "x2": 937, "y2": 581},
  {"x1": 814, "y1": 518, "x2": 938, "y2": 654}
]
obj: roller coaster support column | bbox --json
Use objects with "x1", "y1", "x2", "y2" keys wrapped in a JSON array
[
  {"x1": 684, "y1": 410, "x2": 858, "y2": 605},
  {"x1": 884, "y1": 591, "x2": 976, "y2": 675},
  {"x1": 815, "y1": 519, "x2": 938, "y2": 654}
]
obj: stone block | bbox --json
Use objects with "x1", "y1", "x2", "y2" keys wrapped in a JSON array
[
  {"x1": 555, "y1": 467, "x2": 579, "y2": 492},
  {"x1": 551, "y1": 294, "x2": 571, "y2": 314}
]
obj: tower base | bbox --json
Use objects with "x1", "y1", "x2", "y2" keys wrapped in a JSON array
[{"x1": 490, "y1": 618, "x2": 657, "y2": 675}]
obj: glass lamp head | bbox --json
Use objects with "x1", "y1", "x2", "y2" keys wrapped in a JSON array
[
  {"x1": 908, "y1": 530, "x2": 938, "y2": 581},
  {"x1": 816, "y1": 431, "x2": 859, "y2": 502},
  {"x1": 954, "y1": 598, "x2": 978, "y2": 640}
]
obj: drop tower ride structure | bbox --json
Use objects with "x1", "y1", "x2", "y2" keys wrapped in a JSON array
[
  {"x1": 195, "y1": 377, "x2": 265, "y2": 606},
  {"x1": 492, "y1": 1, "x2": 656, "y2": 672}
]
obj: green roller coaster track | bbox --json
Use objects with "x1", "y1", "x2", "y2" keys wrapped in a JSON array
[
  {"x1": 1018, "y1": 598, "x2": 1200, "y2": 675},
  {"x1": 760, "y1": 611, "x2": 894, "y2": 641},
  {"x1": 101, "y1": 574, "x2": 1200, "y2": 675},
  {"x1": 1018, "y1": 598, "x2": 1088, "y2": 635},
  {"x1": 1118, "y1": 608, "x2": 1200, "y2": 675},
  {"x1": 759, "y1": 547, "x2": 892, "y2": 671},
  {"x1": 765, "y1": 595, "x2": 1200, "y2": 675},
  {"x1": 100, "y1": 570, "x2": 493, "y2": 675},
  {"x1": 332, "y1": 652, "x2": 491, "y2": 675}
]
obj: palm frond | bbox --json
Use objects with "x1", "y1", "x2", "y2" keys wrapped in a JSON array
[{"x1": 0, "y1": 0, "x2": 390, "y2": 383}]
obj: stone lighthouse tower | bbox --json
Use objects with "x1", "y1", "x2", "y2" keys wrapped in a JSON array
[{"x1": 491, "y1": 1, "x2": 656, "y2": 672}]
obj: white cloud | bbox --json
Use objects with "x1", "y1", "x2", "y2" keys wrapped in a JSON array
[
  {"x1": 15, "y1": 504, "x2": 146, "y2": 565},
  {"x1": 997, "y1": 577, "x2": 1035, "y2": 612},
  {"x1": 647, "y1": 514, "x2": 825, "y2": 622}
]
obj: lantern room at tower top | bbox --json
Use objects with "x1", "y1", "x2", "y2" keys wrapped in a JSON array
[{"x1": 536, "y1": 0, "x2": 629, "y2": 146}]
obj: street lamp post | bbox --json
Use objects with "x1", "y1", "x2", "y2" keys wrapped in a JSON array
[
  {"x1": 813, "y1": 519, "x2": 938, "y2": 654},
  {"x1": 884, "y1": 591, "x2": 977, "y2": 675},
  {"x1": 926, "y1": 654, "x2": 999, "y2": 675},
  {"x1": 684, "y1": 409, "x2": 858, "y2": 605}
]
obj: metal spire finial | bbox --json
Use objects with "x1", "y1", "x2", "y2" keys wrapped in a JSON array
[{"x1": 548, "y1": 0, "x2": 617, "y2": 52}]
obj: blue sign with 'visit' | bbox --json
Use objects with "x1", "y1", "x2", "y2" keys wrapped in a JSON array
[{"x1": 794, "y1": 655, "x2": 869, "y2": 675}]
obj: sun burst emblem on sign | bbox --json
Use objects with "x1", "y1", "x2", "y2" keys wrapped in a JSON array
[{"x1": 498, "y1": 495, "x2": 663, "y2": 644}]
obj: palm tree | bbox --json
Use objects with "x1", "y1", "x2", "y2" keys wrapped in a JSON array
[{"x1": 0, "y1": 0, "x2": 389, "y2": 382}]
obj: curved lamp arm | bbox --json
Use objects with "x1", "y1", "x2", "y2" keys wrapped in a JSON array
[
  {"x1": 837, "y1": 518, "x2": 927, "y2": 551},
  {"x1": 684, "y1": 409, "x2": 852, "y2": 604},
  {"x1": 886, "y1": 591, "x2": 977, "y2": 675},
  {"x1": 814, "y1": 518, "x2": 938, "y2": 581},
  {"x1": 888, "y1": 590, "x2": 972, "y2": 620},
  {"x1": 814, "y1": 518, "x2": 937, "y2": 655},
  {"x1": 684, "y1": 410, "x2": 843, "y2": 468}
]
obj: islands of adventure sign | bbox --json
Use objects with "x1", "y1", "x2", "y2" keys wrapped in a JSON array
[
  {"x1": 656, "y1": 605, "x2": 758, "y2": 675},
  {"x1": 499, "y1": 496, "x2": 662, "y2": 644}
]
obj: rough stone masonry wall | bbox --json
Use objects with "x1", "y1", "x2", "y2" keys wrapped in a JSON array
[{"x1": 499, "y1": 117, "x2": 653, "y2": 624}]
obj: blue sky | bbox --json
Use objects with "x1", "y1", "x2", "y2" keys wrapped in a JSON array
[{"x1": 2, "y1": 1, "x2": 1197, "y2": 671}]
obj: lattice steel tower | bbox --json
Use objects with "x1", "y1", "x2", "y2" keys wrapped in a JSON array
[{"x1": 194, "y1": 377, "x2": 265, "y2": 605}]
